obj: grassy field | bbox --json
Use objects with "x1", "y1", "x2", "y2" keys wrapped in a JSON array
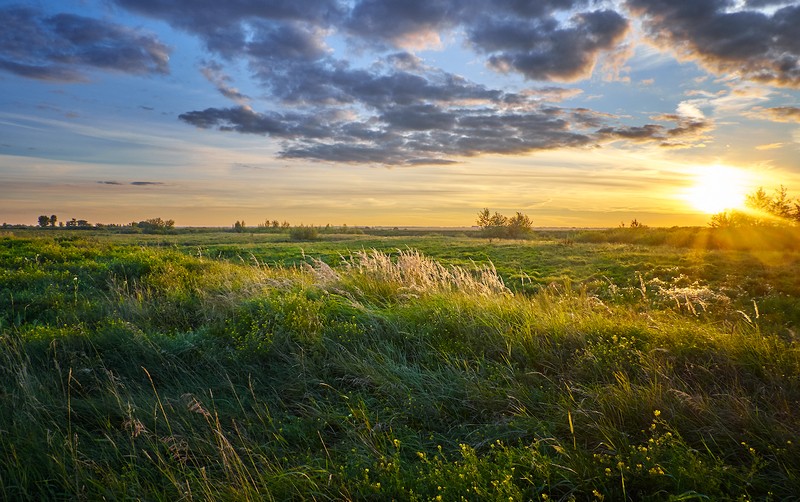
[{"x1": 1, "y1": 228, "x2": 799, "y2": 500}]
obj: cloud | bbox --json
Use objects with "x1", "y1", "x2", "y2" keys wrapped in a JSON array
[
  {"x1": 98, "y1": 180, "x2": 165, "y2": 186},
  {"x1": 755, "y1": 142, "x2": 785, "y2": 150},
  {"x1": 200, "y1": 61, "x2": 250, "y2": 103},
  {"x1": 597, "y1": 113, "x2": 713, "y2": 148},
  {"x1": 114, "y1": 0, "x2": 343, "y2": 57},
  {"x1": 626, "y1": 0, "x2": 800, "y2": 88},
  {"x1": 472, "y1": 9, "x2": 630, "y2": 81},
  {"x1": 101, "y1": 0, "x2": 799, "y2": 165},
  {"x1": 179, "y1": 99, "x2": 713, "y2": 164},
  {"x1": 0, "y1": 6, "x2": 170, "y2": 82},
  {"x1": 748, "y1": 106, "x2": 800, "y2": 123}
]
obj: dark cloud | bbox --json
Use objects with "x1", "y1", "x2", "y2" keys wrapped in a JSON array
[
  {"x1": 597, "y1": 113, "x2": 713, "y2": 147},
  {"x1": 98, "y1": 181, "x2": 165, "y2": 186},
  {"x1": 97, "y1": 0, "x2": 799, "y2": 164},
  {"x1": 179, "y1": 106, "x2": 338, "y2": 139},
  {"x1": 471, "y1": 9, "x2": 629, "y2": 81},
  {"x1": 113, "y1": 0, "x2": 343, "y2": 57},
  {"x1": 0, "y1": 5, "x2": 170, "y2": 81},
  {"x1": 345, "y1": 0, "x2": 459, "y2": 49},
  {"x1": 246, "y1": 21, "x2": 329, "y2": 62},
  {"x1": 178, "y1": 99, "x2": 712, "y2": 164},
  {"x1": 626, "y1": 0, "x2": 800, "y2": 88}
]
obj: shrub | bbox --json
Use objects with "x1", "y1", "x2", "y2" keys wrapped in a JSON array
[{"x1": 289, "y1": 225, "x2": 320, "y2": 241}]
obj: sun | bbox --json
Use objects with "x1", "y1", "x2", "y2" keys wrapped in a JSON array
[{"x1": 684, "y1": 165, "x2": 751, "y2": 214}]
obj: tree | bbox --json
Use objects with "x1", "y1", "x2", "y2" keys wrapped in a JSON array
[
  {"x1": 289, "y1": 224, "x2": 319, "y2": 241},
  {"x1": 745, "y1": 185, "x2": 799, "y2": 223},
  {"x1": 136, "y1": 217, "x2": 175, "y2": 233},
  {"x1": 506, "y1": 211, "x2": 533, "y2": 238},
  {"x1": 477, "y1": 208, "x2": 532, "y2": 239},
  {"x1": 49, "y1": 215, "x2": 57, "y2": 227},
  {"x1": 233, "y1": 220, "x2": 246, "y2": 232},
  {"x1": 38, "y1": 215, "x2": 50, "y2": 228},
  {"x1": 709, "y1": 210, "x2": 751, "y2": 228},
  {"x1": 710, "y1": 185, "x2": 800, "y2": 227}
]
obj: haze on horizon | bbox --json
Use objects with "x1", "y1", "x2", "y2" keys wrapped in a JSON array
[{"x1": 1, "y1": 0, "x2": 799, "y2": 228}]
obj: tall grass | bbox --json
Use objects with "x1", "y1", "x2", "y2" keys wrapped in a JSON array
[{"x1": 1, "y1": 234, "x2": 799, "y2": 499}]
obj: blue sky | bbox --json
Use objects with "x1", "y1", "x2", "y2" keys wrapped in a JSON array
[{"x1": 1, "y1": 0, "x2": 799, "y2": 227}]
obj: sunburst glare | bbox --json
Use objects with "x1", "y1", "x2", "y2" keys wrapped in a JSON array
[{"x1": 684, "y1": 165, "x2": 753, "y2": 214}]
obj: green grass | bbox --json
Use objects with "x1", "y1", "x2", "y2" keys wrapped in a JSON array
[{"x1": 1, "y1": 229, "x2": 799, "y2": 500}]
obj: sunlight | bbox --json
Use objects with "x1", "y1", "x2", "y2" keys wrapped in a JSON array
[{"x1": 683, "y1": 165, "x2": 751, "y2": 214}]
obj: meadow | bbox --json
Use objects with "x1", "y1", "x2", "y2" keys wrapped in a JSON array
[{"x1": 1, "y1": 227, "x2": 799, "y2": 500}]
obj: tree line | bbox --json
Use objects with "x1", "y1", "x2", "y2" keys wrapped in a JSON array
[{"x1": 34, "y1": 215, "x2": 175, "y2": 233}]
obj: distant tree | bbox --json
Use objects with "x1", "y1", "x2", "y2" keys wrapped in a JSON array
[
  {"x1": 477, "y1": 208, "x2": 532, "y2": 239},
  {"x1": 477, "y1": 208, "x2": 508, "y2": 240},
  {"x1": 136, "y1": 217, "x2": 175, "y2": 233},
  {"x1": 629, "y1": 219, "x2": 646, "y2": 229},
  {"x1": 281, "y1": 221, "x2": 291, "y2": 229},
  {"x1": 289, "y1": 225, "x2": 319, "y2": 241},
  {"x1": 49, "y1": 215, "x2": 57, "y2": 227},
  {"x1": 506, "y1": 211, "x2": 533, "y2": 238},
  {"x1": 233, "y1": 220, "x2": 246, "y2": 232},
  {"x1": 709, "y1": 210, "x2": 752, "y2": 228},
  {"x1": 38, "y1": 215, "x2": 50, "y2": 228},
  {"x1": 272, "y1": 220, "x2": 280, "y2": 228}
]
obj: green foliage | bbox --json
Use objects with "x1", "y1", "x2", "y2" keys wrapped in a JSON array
[
  {"x1": 289, "y1": 224, "x2": 320, "y2": 241},
  {"x1": 477, "y1": 208, "x2": 533, "y2": 239},
  {"x1": 135, "y1": 217, "x2": 175, "y2": 233},
  {"x1": 2, "y1": 232, "x2": 800, "y2": 500}
]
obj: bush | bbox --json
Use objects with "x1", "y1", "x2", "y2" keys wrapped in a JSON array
[{"x1": 289, "y1": 225, "x2": 320, "y2": 241}]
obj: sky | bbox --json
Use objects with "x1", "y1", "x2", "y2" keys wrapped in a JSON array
[{"x1": 1, "y1": 0, "x2": 799, "y2": 228}]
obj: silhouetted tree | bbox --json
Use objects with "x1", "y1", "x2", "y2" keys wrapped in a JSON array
[
  {"x1": 38, "y1": 215, "x2": 50, "y2": 228},
  {"x1": 710, "y1": 185, "x2": 800, "y2": 227},
  {"x1": 49, "y1": 215, "x2": 57, "y2": 227}
]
